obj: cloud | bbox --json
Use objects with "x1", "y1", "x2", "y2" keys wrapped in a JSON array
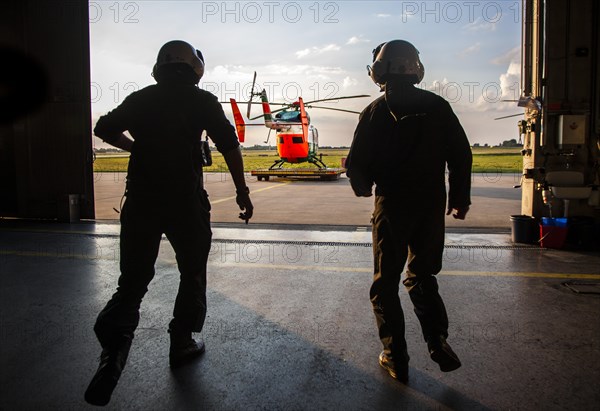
[
  {"x1": 346, "y1": 36, "x2": 369, "y2": 45},
  {"x1": 490, "y1": 46, "x2": 521, "y2": 65},
  {"x1": 296, "y1": 44, "x2": 340, "y2": 59},
  {"x1": 342, "y1": 76, "x2": 359, "y2": 88},
  {"x1": 457, "y1": 42, "x2": 482, "y2": 58},
  {"x1": 427, "y1": 78, "x2": 450, "y2": 93},
  {"x1": 295, "y1": 49, "x2": 312, "y2": 59},
  {"x1": 207, "y1": 64, "x2": 248, "y2": 78},
  {"x1": 463, "y1": 17, "x2": 497, "y2": 32},
  {"x1": 499, "y1": 60, "x2": 521, "y2": 102},
  {"x1": 262, "y1": 64, "x2": 345, "y2": 76},
  {"x1": 472, "y1": 60, "x2": 521, "y2": 112},
  {"x1": 376, "y1": 13, "x2": 391, "y2": 18}
]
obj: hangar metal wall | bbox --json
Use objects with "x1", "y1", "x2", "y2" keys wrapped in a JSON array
[
  {"x1": 0, "y1": 0, "x2": 95, "y2": 220},
  {"x1": 520, "y1": 0, "x2": 600, "y2": 219}
]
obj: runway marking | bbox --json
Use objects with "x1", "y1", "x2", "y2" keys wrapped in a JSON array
[
  {"x1": 0, "y1": 182, "x2": 293, "y2": 236},
  {"x1": 210, "y1": 181, "x2": 292, "y2": 205}
]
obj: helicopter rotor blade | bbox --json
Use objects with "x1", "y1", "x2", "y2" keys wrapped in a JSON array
[
  {"x1": 494, "y1": 113, "x2": 525, "y2": 120},
  {"x1": 221, "y1": 101, "x2": 288, "y2": 106},
  {"x1": 250, "y1": 105, "x2": 288, "y2": 120},
  {"x1": 303, "y1": 94, "x2": 370, "y2": 105},
  {"x1": 250, "y1": 113, "x2": 266, "y2": 121},
  {"x1": 247, "y1": 71, "x2": 257, "y2": 118},
  {"x1": 248, "y1": 94, "x2": 370, "y2": 120},
  {"x1": 220, "y1": 101, "x2": 269, "y2": 105},
  {"x1": 306, "y1": 105, "x2": 362, "y2": 114}
]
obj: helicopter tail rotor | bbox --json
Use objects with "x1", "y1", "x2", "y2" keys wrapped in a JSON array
[{"x1": 264, "y1": 128, "x2": 273, "y2": 144}]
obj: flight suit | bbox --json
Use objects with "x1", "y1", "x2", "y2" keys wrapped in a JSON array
[
  {"x1": 346, "y1": 81, "x2": 472, "y2": 364},
  {"x1": 93, "y1": 82, "x2": 239, "y2": 349}
]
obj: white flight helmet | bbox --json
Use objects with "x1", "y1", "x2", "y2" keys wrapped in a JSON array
[
  {"x1": 152, "y1": 40, "x2": 205, "y2": 82},
  {"x1": 368, "y1": 40, "x2": 425, "y2": 86}
]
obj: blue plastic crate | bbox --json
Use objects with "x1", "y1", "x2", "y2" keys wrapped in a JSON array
[{"x1": 541, "y1": 217, "x2": 568, "y2": 227}]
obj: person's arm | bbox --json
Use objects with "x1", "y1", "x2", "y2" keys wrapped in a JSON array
[
  {"x1": 442, "y1": 102, "x2": 472, "y2": 220},
  {"x1": 94, "y1": 95, "x2": 135, "y2": 152},
  {"x1": 347, "y1": 109, "x2": 375, "y2": 197},
  {"x1": 98, "y1": 132, "x2": 133, "y2": 152},
  {"x1": 222, "y1": 146, "x2": 253, "y2": 223}
]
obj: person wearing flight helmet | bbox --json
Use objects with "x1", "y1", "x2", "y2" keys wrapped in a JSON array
[
  {"x1": 85, "y1": 40, "x2": 253, "y2": 406},
  {"x1": 346, "y1": 40, "x2": 472, "y2": 383}
]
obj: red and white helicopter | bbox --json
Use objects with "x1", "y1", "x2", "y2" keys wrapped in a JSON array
[{"x1": 229, "y1": 72, "x2": 369, "y2": 170}]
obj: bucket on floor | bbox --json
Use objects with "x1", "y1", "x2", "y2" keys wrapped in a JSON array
[
  {"x1": 510, "y1": 215, "x2": 538, "y2": 244},
  {"x1": 540, "y1": 217, "x2": 568, "y2": 249},
  {"x1": 58, "y1": 194, "x2": 80, "y2": 223}
]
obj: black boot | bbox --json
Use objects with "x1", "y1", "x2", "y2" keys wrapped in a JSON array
[
  {"x1": 169, "y1": 327, "x2": 205, "y2": 368},
  {"x1": 84, "y1": 339, "x2": 132, "y2": 406},
  {"x1": 378, "y1": 351, "x2": 409, "y2": 384},
  {"x1": 427, "y1": 335, "x2": 461, "y2": 372}
]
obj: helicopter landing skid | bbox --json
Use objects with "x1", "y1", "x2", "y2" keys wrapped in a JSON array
[
  {"x1": 268, "y1": 159, "x2": 287, "y2": 170},
  {"x1": 309, "y1": 158, "x2": 328, "y2": 170},
  {"x1": 269, "y1": 157, "x2": 328, "y2": 170}
]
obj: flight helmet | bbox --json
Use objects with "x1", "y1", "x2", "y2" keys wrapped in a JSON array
[
  {"x1": 152, "y1": 40, "x2": 205, "y2": 83},
  {"x1": 368, "y1": 40, "x2": 424, "y2": 86}
]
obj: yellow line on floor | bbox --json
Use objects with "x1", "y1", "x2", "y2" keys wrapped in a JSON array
[
  {"x1": 0, "y1": 250, "x2": 100, "y2": 260},
  {"x1": 442, "y1": 270, "x2": 600, "y2": 279},
  {"x1": 210, "y1": 181, "x2": 292, "y2": 205},
  {"x1": 214, "y1": 262, "x2": 370, "y2": 273},
  {"x1": 213, "y1": 262, "x2": 600, "y2": 280},
  {"x1": 2, "y1": 249, "x2": 599, "y2": 280}
]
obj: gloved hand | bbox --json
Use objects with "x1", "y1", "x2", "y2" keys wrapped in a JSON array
[
  {"x1": 353, "y1": 186, "x2": 373, "y2": 197},
  {"x1": 446, "y1": 206, "x2": 469, "y2": 220},
  {"x1": 236, "y1": 187, "x2": 254, "y2": 224},
  {"x1": 349, "y1": 176, "x2": 373, "y2": 197}
]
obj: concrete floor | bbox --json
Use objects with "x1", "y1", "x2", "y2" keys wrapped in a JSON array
[
  {"x1": 1, "y1": 221, "x2": 600, "y2": 410},
  {"x1": 93, "y1": 172, "x2": 523, "y2": 228}
]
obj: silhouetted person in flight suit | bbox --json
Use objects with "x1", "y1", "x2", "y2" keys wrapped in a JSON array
[
  {"x1": 85, "y1": 40, "x2": 253, "y2": 406},
  {"x1": 346, "y1": 40, "x2": 472, "y2": 383}
]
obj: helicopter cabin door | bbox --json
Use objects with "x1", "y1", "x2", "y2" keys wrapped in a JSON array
[{"x1": 308, "y1": 125, "x2": 319, "y2": 157}]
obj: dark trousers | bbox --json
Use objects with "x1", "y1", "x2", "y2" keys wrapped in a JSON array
[
  {"x1": 94, "y1": 190, "x2": 212, "y2": 349},
  {"x1": 370, "y1": 196, "x2": 449, "y2": 364}
]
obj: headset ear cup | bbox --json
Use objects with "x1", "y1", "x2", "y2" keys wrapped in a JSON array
[
  {"x1": 196, "y1": 49, "x2": 204, "y2": 64},
  {"x1": 417, "y1": 61, "x2": 424, "y2": 83},
  {"x1": 372, "y1": 42, "x2": 386, "y2": 63},
  {"x1": 370, "y1": 60, "x2": 382, "y2": 84}
]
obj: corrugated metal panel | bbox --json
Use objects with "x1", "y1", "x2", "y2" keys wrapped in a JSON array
[{"x1": 1, "y1": 1, "x2": 95, "y2": 220}]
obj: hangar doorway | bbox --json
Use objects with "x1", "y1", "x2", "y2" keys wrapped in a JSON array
[{"x1": 89, "y1": 1, "x2": 526, "y2": 229}]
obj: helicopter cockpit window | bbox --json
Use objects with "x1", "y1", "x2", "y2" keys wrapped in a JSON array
[
  {"x1": 276, "y1": 111, "x2": 301, "y2": 122},
  {"x1": 292, "y1": 137, "x2": 303, "y2": 144}
]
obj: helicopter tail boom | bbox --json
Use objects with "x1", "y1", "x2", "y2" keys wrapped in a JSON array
[
  {"x1": 299, "y1": 97, "x2": 309, "y2": 144},
  {"x1": 259, "y1": 90, "x2": 278, "y2": 130}
]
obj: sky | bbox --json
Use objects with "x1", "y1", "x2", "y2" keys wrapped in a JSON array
[{"x1": 90, "y1": 0, "x2": 523, "y2": 148}]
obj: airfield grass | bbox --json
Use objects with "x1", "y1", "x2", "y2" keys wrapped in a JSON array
[{"x1": 94, "y1": 147, "x2": 523, "y2": 173}]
